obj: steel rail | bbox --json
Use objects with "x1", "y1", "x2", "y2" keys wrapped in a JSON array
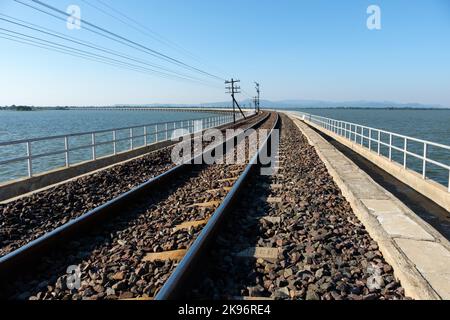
[
  {"x1": 155, "y1": 113, "x2": 280, "y2": 300},
  {"x1": 0, "y1": 112, "x2": 269, "y2": 282}
]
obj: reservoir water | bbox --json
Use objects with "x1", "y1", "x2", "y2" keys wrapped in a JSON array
[{"x1": 0, "y1": 108, "x2": 449, "y2": 187}]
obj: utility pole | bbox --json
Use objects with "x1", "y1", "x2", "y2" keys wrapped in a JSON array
[
  {"x1": 254, "y1": 82, "x2": 260, "y2": 113},
  {"x1": 253, "y1": 96, "x2": 258, "y2": 113},
  {"x1": 225, "y1": 78, "x2": 246, "y2": 123}
]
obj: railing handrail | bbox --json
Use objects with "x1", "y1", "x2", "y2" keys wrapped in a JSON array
[
  {"x1": 0, "y1": 111, "x2": 255, "y2": 182},
  {"x1": 304, "y1": 113, "x2": 450, "y2": 151},
  {"x1": 0, "y1": 112, "x2": 247, "y2": 147},
  {"x1": 293, "y1": 111, "x2": 450, "y2": 192}
]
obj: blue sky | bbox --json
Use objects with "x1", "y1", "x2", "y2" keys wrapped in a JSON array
[{"x1": 0, "y1": 0, "x2": 449, "y2": 106}]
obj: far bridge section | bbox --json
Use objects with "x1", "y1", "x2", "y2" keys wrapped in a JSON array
[{"x1": 66, "y1": 107, "x2": 254, "y2": 114}]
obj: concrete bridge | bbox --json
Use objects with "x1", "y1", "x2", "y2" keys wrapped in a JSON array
[{"x1": 0, "y1": 111, "x2": 448, "y2": 300}]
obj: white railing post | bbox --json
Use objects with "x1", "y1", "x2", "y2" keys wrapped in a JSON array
[
  {"x1": 165, "y1": 123, "x2": 168, "y2": 141},
  {"x1": 369, "y1": 129, "x2": 372, "y2": 151},
  {"x1": 26, "y1": 141, "x2": 32, "y2": 178},
  {"x1": 377, "y1": 131, "x2": 381, "y2": 155},
  {"x1": 361, "y1": 127, "x2": 364, "y2": 145},
  {"x1": 403, "y1": 138, "x2": 408, "y2": 169},
  {"x1": 64, "y1": 136, "x2": 70, "y2": 167},
  {"x1": 91, "y1": 133, "x2": 96, "y2": 160},
  {"x1": 422, "y1": 143, "x2": 427, "y2": 179},
  {"x1": 155, "y1": 125, "x2": 159, "y2": 142},
  {"x1": 113, "y1": 130, "x2": 117, "y2": 155},
  {"x1": 130, "y1": 128, "x2": 134, "y2": 150},
  {"x1": 389, "y1": 134, "x2": 392, "y2": 161},
  {"x1": 144, "y1": 126, "x2": 147, "y2": 146},
  {"x1": 448, "y1": 172, "x2": 450, "y2": 193}
]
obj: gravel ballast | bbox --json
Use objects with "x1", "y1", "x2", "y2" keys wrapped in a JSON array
[
  {"x1": 5, "y1": 113, "x2": 277, "y2": 300},
  {"x1": 189, "y1": 114, "x2": 407, "y2": 300},
  {"x1": 0, "y1": 114, "x2": 265, "y2": 257}
]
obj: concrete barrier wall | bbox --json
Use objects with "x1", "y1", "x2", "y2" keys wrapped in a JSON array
[{"x1": 299, "y1": 118, "x2": 450, "y2": 212}]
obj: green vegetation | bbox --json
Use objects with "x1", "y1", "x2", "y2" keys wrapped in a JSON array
[
  {"x1": 0, "y1": 105, "x2": 34, "y2": 111},
  {"x1": 0, "y1": 105, "x2": 70, "y2": 111}
]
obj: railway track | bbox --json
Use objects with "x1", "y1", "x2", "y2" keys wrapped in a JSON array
[
  {"x1": 0, "y1": 113, "x2": 263, "y2": 257},
  {"x1": 173, "y1": 115, "x2": 406, "y2": 301},
  {"x1": 1, "y1": 112, "x2": 278, "y2": 300}
]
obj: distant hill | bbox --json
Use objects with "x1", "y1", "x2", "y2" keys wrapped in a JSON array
[
  {"x1": 4, "y1": 100, "x2": 447, "y2": 110},
  {"x1": 200, "y1": 99, "x2": 448, "y2": 109}
]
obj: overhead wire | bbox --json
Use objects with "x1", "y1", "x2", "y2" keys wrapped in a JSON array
[
  {"x1": 0, "y1": 14, "x2": 216, "y2": 85},
  {"x1": 87, "y1": 0, "x2": 233, "y2": 79},
  {"x1": 5, "y1": 0, "x2": 258, "y2": 99},
  {"x1": 19, "y1": 0, "x2": 226, "y2": 82},
  {"x1": 0, "y1": 27, "x2": 223, "y2": 89}
]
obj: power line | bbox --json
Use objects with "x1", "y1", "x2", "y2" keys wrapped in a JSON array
[
  {"x1": 0, "y1": 32, "x2": 222, "y2": 90},
  {"x1": 0, "y1": 33, "x2": 163, "y2": 77},
  {"x1": 0, "y1": 27, "x2": 223, "y2": 89},
  {"x1": 13, "y1": 0, "x2": 201, "y2": 67},
  {"x1": 89, "y1": 0, "x2": 233, "y2": 79},
  {"x1": 80, "y1": 0, "x2": 194, "y2": 60},
  {"x1": 18, "y1": 0, "x2": 226, "y2": 82},
  {"x1": 0, "y1": 14, "x2": 214, "y2": 84}
]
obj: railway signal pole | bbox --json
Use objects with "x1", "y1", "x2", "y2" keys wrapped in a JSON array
[
  {"x1": 255, "y1": 82, "x2": 260, "y2": 113},
  {"x1": 225, "y1": 78, "x2": 246, "y2": 123}
]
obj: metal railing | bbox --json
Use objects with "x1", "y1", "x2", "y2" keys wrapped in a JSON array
[
  {"x1": 296, "y1": 112, "x2": 450, "y2": 192},
  {"x1": 0, "y1": 112, "x2": 252, "y2": 183}
]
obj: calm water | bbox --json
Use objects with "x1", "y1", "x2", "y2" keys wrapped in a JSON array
[
  {"x1": 0, "y1": 110, "x2": 219, "y2": 183},
  {"x1": 288, "y1": 109, "x2": 450, "y2": 187},
  {"x1": 1, "y1": 109, "x2": 449, "y2": 187}
]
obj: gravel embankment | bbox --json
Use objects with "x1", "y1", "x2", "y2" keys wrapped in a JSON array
[
  {"x1": 0, "y1": 114, "x2": 265, "y2": 258},
  {"x1": 6, "y1": 113, "x2": 277, "y2": 300},
  {"x1": 189, "y1": 114, "x2": 407, "y2": 300}
]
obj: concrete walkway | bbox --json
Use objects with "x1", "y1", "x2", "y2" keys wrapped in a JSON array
[{"x1": 287, "y1": 113, "x2": 450, "y2": 300}]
